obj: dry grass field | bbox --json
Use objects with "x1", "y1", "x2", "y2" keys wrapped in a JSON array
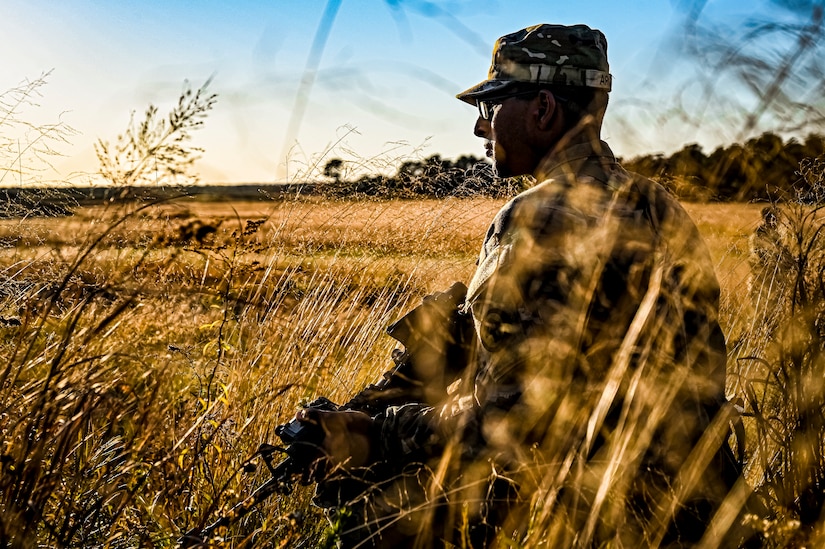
[{"x1": 0, "y1": 196, "x2": 821, "y2": 547}]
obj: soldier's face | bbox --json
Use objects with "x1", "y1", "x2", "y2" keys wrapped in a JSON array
[{"x1": 474, "y1": 97, "x2": 538, "y2": 178}]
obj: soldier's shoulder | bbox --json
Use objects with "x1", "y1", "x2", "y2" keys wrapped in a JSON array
[{"x1": 622, "y1": 169, "x2": 696, "y2": 221}]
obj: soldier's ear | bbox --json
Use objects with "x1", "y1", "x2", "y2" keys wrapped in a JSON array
[{"x1": 535, "y1": 89, "x2": 558, "y2": 131}]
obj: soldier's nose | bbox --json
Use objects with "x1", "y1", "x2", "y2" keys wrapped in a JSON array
[{"x1": 474, "y1": 117, "x2": 492, "y2": 139}]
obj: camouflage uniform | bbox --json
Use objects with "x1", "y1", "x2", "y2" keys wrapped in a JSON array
[
  {"x1": 365, "y1": 141, "x2": 742, "y2": 547},
  {"x1": 325, "y1": 24, "x2": 750, "y2": 548}
]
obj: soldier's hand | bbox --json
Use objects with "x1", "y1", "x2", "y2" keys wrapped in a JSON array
[{"x1": 296, "y1": 409, "x2": 374, "y2": 472}]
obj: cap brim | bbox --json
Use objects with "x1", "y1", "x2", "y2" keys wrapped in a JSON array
[{"x1": 456, "y1": 79, "x2": 521, "y2": 105}]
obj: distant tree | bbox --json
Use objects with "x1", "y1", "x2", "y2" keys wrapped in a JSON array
[
  {"x1": 668, "y1": 143, "x2": 707, "y2": 179},
  {"x1": 314, "y1": 152, "x2": 519, "y2": 199},
  {"x1": 323, "y1": 158, "x2": 345, "y2": 182},
  {"x1": 453, "y1": 154, "x2": 481, "y2": 171},
  {"x1": 804, "y1": 134, "x2": 825, "y2": 159}
]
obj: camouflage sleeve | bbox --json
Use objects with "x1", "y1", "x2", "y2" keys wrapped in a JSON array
[{"x1": 374, "y1": 403, "x2": 443, "y2": 462}]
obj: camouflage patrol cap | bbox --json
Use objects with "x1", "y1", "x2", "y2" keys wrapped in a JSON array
[{"x1": 457, "y1": 23, "x2": 612, "y2": 105}]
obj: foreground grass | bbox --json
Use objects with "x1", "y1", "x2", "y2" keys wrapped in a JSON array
[
  {"x1": 0, "y1": 197, "x2": 498, "y2": 547},
  {"x1": 0, "y1": 197, "x2": 819, "y2": 547}
]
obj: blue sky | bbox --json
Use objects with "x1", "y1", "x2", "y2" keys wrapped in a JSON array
[{"x1": 2, "y1": 0, "x2": 823, "y2": 184}]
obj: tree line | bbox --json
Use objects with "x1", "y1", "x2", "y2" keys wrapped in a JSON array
[
  {"x1": 320, "y1": 154, "x2": 522, "y2": 199},
  {"x1": 622, "y1": 132, "x2": 825, "y2": 202},
  {"x1": 321, "y1": 132, "x2": 825, "y2": 202}
]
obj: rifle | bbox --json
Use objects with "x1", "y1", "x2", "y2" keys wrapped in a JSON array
[{"x1": 180, "y1": 282, "x2": 472, "y2": 546}]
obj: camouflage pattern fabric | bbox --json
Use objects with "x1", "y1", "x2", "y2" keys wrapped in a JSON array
[
  {"x1": 457, "y1": 23, "x2": 612, "y2": 105},
  {"x1": 321, "y1": 140, "x2": 754, "y2": 547},
  {"x1": 456, "y1": 139, "x2": 741, "y2": 546},
  {"x1": 370, "y1": 140, "x2": 748, "y2": 546}
]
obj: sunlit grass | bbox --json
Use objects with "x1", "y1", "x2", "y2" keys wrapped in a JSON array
[
  {"x1": 0, "y1": 196, "x2": 498, "y2": 546},
  {"x1": 0, "y1": 196, "x2": 822, "y2": 547}
]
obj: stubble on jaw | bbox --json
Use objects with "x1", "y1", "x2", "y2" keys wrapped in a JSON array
[{"x1": 492, "y1": 143, "x2": 511, "y2": 178}]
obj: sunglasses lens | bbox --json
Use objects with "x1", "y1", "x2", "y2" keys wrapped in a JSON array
[{"x1": 478, "y1": 101, "x2": 492, "y2": 120}]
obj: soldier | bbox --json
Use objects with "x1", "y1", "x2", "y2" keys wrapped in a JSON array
[{"x1": 300, "y1": 23, "x2": 757, "y2": 548}]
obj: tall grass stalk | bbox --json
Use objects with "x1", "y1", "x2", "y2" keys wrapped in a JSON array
[
  {"x1": 732, "y1": 157, "x2": 825, "y2": 547},
  {"x1": 0, "y1": 186, "x2": 494, "y2": 546}
]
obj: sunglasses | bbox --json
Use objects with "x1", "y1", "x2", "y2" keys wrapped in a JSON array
[
  {"x1": 477, "y1": 89, "x2": 540, "y2": 120},
  {"x1": 477, "y1": 89, "x2": 567, "y2": 120}
]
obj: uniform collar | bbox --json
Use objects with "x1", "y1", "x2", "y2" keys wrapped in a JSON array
[{"x1": 533, "y1": 139, "x2": 619, "y2": 184}]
